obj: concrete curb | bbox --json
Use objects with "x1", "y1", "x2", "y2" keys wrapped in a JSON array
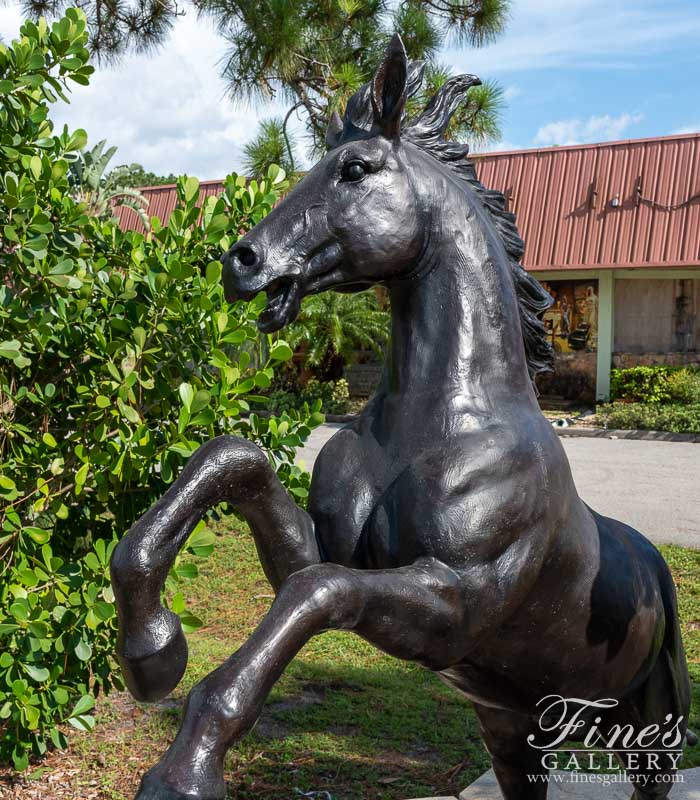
[
  {"x1": 253, "y1": 410, "x2": 700, "y2": 442},
  {"x1": 322, "y1": 413, "x2": 358, "y2": 423},
  {"x1": 556, "y1": 426, "x2": 700, "y2": 443}
]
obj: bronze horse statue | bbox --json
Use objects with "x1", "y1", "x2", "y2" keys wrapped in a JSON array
[{"x1": 111, "y1": 35, "x2": 691, "y2": 800}]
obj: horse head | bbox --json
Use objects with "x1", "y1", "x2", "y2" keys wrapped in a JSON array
[
  {"x1": 223, "y1": 34, "x2": 552, "y2": 384},
  {"x1": 221, "y1": 34, "x2": 481, "y2": 333}
]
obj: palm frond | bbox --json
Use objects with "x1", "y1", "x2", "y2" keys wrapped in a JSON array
[{"x1": 286, "y1": 290, "x2": 390, "y2": 376}]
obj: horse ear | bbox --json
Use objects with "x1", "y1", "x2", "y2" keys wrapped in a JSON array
[
  {"x1": 326, "y1": 111, "x2": 343, "y2": 150},
  {"x1": 371, "y1": 33, "x2": 408, "y2": 139}
]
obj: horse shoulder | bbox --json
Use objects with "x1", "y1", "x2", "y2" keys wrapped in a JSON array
[{"x1": 365, "y1": 421, "x2": 562, "y2": 572}]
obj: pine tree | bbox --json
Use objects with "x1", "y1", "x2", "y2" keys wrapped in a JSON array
[
  {"x1": 9, "y1": 0, "x2": 511, "y2": 172},
  {"x1": 9, "y1": 0, "x2": 182, "y2": 61},
  {"x1": 209, "y1": 0, "x2": 510, "y2": 172}
]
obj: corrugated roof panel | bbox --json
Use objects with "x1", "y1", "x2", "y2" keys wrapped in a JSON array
[
  {"x1": 113, "y1": 180, "x2": 225, "y2": 234},
  {"x1": 474, "y1": 133, "x2": 700, "y2": 270},
  {"x1": 551, "y1": 148, "x2": 577, "y2": 268},
  {"x1": 576, "y1": 147, "x2": 599, "y2": 267},
  {"x1": 668, "y1": 139, "x2": 694, "y2": 262},
  {"x1": 647, "y1": 139, "x2": 674, "y2": 265},
  {"x1": 614, "y1": 142, "x2": 641, "y2": 264},
  {"x1": 635, "y1": 141, "x2": 662, "y2": 265},
  {"x1": 681, "y1": 139, "x2": 700, "y2": 262},
  {"x1": 114, "y1": 133, "x2": 700, "y2": 271}
]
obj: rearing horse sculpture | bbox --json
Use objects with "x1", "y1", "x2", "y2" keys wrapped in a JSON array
[{"x1": 111, "y1": 35, "x2": 691, "y2": 800}]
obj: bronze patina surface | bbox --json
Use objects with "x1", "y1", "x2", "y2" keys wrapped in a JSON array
[{"x1": 111, "y1": 35, "x2": 691, "y2": 800}]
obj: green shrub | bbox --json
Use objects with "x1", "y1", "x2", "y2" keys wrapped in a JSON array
[
  {"x1": 596, "y1": 403, "x2": 700, "y2": 434},
  {"x1": 0, "y1": 10, "x2": 321, "y2": 770},
  {"x1": 267, "y1": 388, "x2": 303, "y2": 415},
  {"x1": 610, "y1": 366, "x2": 673, "y2": 404},
  {"x1": 610, "y1": 365, "x2": 700, "y2": 405},
  {"x1": 302, "y1": 377, "x2": 350, "y2": 414},
  {"x1": 667, "y1": 368, "x2": 700, "y2": 404},
  {"x1": 267, "y1": 378, "x2": 351, "y2": 416}
]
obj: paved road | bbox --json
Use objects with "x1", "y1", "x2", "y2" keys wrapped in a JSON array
[{"x1": 298, "y1": 424, "x2": 700, "y2": 549}]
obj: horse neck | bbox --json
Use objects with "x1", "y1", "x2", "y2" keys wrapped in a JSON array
[{"x1": 383, "y1": 203, "x2": 538, "y2": 416}]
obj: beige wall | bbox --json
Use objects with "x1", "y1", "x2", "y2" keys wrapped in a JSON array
[{"x1": 614, "y1": 278, "x2": 698, "y2": 354}]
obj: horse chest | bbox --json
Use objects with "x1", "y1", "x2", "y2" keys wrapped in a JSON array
[{"x1": 309, "y1": 425, "x2": 456, "y2": 568}]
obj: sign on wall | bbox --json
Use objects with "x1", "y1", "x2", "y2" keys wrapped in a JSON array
[{"x1": 540, "y1": 280, "x2": 599, "y2": 353}]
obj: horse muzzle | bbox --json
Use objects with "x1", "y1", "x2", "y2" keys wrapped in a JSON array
[
  {"x1": 221, "y1": 241, "x2": 265, "y2": 303},
  {"x1": 221, "y1": 244, "x2": 303, "y2": 333},
  {"x1": 255, "y1": 277, "x2": 303, "y2": 333}
]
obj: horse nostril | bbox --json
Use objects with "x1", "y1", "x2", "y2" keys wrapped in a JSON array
[{"x1": 233, "y1": 245, "x2": 258, "y2": 268}]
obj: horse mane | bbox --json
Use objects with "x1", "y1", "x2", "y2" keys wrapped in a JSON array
[{"x1": 332, "y1": 63, "x2": 554, "y2": 381}]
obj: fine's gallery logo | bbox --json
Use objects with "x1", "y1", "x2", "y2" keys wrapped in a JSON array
[{"x1": 527, "y1": 695, "x2": 685, "y2": 775}]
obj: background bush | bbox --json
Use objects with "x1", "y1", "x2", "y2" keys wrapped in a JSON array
[
  {"x1": 667, "y1": 368, "x2": 700, "y2": 404},
  {"x1": 0, "y1": 10, "x2": 320, "y2": 770},
  {"x1": 610, "y1": 365, "x2": 700, "y2": 405},
  {"x1": 596, "y1": 403, "x2": 700, "y2": 434},
  {"x1": 268, "y1": 377, "x2": 351, "y2": 416}
]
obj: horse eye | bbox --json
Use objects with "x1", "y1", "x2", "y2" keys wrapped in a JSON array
[{"x1": 342, "y1": 161, "x2": 366, "y2": 182}]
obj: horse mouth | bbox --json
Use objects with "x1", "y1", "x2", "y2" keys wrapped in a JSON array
[{"x1": 258, "y1": 278, "x2": 302, "y2": 333}]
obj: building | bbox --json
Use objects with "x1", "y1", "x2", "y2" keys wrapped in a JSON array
[
  {"x1": 474, "y1": 133, "x2": 700, "y2": 402},
  {"x1": 116, "y1": 132, "x2": 700, "y2": 401}
]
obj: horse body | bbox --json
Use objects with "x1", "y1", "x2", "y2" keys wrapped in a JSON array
[
  {"x1": 308, "y1": 176, "x2": 665, "y2": 711},
  {"x1": 111, "y1": 35, "x2": 690, "y2": 800}
]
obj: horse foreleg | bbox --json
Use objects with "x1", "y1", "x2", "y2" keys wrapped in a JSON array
[
  {"x1": 134, "y1": 557, "x2": 468, "y2": 800},
  {"x1": 110, "y1": 435, "x2": 320, "y2": 703}
]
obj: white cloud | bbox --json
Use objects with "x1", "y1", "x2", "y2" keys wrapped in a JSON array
[
  {"x1": 475, "y1": 139, "x2": 524, "y2": 154},
  {"x1": 0, "y1": 6, "x2": 23, "y2": 40},
  {"x1": 0, "y1": 8, "x2": 306, "y2": 179},
  {"x1": 533, "y1": 112, "x2": 644, "y2": 147},
  {"x1": 673, "y1": 124, "x2": 700, "y2": 135}
]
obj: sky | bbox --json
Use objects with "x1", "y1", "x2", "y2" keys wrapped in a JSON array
[{"x1": 1, "y1": 0, "x2": 699, "y2": 180}]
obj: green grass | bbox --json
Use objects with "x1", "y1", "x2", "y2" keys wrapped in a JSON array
[
  {"x1": 8, "y1": 533, "x2": 700, "y2": 799},
  {"x1": 659, "y1": 544, "x2": 700, "y2": 770}
]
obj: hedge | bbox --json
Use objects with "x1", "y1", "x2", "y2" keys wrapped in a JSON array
[
  {"x1": 596, "y1": 403, "x2": 700, "y2": 434},
  {"x1": 0, "y1": 9, "x2": 320, "y2": 769}
]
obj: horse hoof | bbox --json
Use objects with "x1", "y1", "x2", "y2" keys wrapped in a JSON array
[
  {"x1": 135, "y1": 772, "x2": 225, "y2": 800},
  {"x1": 118, "y1": 614, "x2": 188, "y2": 703}
]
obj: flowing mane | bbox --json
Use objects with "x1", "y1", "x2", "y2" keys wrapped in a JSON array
[{"x1": 330, "y1": 63, "x2": 554, "y2": 381}]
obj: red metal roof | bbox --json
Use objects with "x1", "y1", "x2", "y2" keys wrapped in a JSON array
[
  {"x1": 115, "y1": 179, "x2": 225, "y2": 233},
  {"x1": 474, "y1": 133, "x2": 700, "y2": 271},
  {"x1": 115, "y1": 132, "x2": 700, "y2": 271}
]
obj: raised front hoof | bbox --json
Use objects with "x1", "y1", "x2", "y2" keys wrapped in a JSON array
[
  {"x1": 118, "y1": 621, "x2": 188, "y2": 703},
  {"x1": 135, "y1": 773, "x2": 225, "y2": 800}
]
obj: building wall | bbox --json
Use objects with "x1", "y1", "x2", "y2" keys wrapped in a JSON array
[
  {"x1": 614, "y1": 278, "x2": 699, "y2": 354},
  {"x1": 533, "y1": 270, "x2": 700, "y2": 403},
  {"x1": 613, "y1": 351, "x2": 700, "y2": 369},
  {"x1": 614, "y1": 279, "x2": 675, "y2": 353}
]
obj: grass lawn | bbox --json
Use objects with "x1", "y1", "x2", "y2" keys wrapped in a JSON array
[{"x1": 3, "y1": 527, "x2": 700, "y2": 799}]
